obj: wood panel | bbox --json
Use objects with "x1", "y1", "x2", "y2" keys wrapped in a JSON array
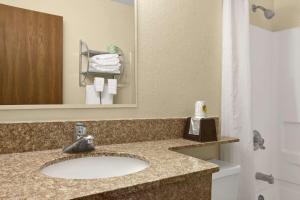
[{"x1": 0, "y1": 4, "x2": 63, "y2": 105}]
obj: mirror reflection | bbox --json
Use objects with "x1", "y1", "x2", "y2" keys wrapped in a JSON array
[{"x1": 0, "y1": 0, "x2": 136, "y2": 106}]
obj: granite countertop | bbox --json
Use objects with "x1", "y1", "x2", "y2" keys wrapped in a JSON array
[{"x1": 0, "y1": 137, "x2": 238, "y2": 200}]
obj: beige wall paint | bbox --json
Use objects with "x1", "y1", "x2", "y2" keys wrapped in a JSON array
[
  {"x1": 0, "y1": 0, "x2": 222, "y2": 122},
  {"x1": 272, "y1": 0, "x2": 300, "y2": 31},
  {"x1": 250, "y1": 0, "x2": 274, "y2": 31},
  {"x1": 0, "y1": 0, "x2": 135, "y2": 104}
]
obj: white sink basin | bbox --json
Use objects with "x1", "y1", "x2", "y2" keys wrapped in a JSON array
[{"x1": 41, "y1": 155, "x2": 149, "y2": 179}]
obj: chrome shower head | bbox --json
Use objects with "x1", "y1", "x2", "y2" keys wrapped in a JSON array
[
  {"x1": 263, "y1": 9, "x2": 275, "y2": 19},
  {"x1": 252, "y1": 4, "x2": 275, "y2": 19}
]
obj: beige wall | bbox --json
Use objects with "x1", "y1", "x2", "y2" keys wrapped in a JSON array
[
  {"x1": 0, "y1": 0, "x2": 222, "y2": 122},
  {"x1": 272, "y1": 0, "x2": 300, "y2": 31},
  {"x1": 250, "y1": 0, "x2": 300, "y2": 31},
  {"x1": 0, "y1": 0, "x2": 135, "y2": 104}
]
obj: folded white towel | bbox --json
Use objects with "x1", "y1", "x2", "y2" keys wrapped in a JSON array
[
  {"x1": 90, "y1": 63, "x2": 121, "y2": 69},
  {"x1": 108, "y1": 79, "x2": 117, "y2": 95},
  {"x1": 90, "y1": 57, "x2": 120, "y2": 66},
  {"x1": 89, "y1": 63, "x2": 121, "y2": 73},
  {"x1": 101, "y1": 84, "x2": 114, "y2": 105},
  {"x1": 85, "y1": 85, "x2": 100, "y2": 104},
  {"x1": 93, "y1": 54, "x2": 119, "y2": 60},
  {"x1": 89, "y1": 69, "x2": 120, "y2": 74},
  {"x1": 94, "y1": 77, "x2": 104, "y2": 92}
]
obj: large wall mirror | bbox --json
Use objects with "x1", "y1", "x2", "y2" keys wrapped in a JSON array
[{"x1": 0, "y1": 0, "x2": 137, "y2": 109}]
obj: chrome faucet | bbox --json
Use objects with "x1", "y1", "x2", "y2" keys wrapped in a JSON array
[
  {"x1": 255, "y1": 172, "x2": 274, "y2": 184},
  {"x1": 63, "y1": 123, "x2": 95, "y2": 153}
]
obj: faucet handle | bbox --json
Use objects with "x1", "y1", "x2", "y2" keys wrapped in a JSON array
[
  {"x1": 84, "y1": 135, "x2": 94, "y2": 145},
  {"x1": 253, "y1": 130, "x2": 266, "y2": 151},
  {"x1": 75, "y1": 122, "x2": 87, "y2": 140}
]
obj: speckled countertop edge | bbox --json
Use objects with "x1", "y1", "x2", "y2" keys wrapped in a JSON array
[{"x1": 0, "y1": 137, "x2": 238, "y2": 200}]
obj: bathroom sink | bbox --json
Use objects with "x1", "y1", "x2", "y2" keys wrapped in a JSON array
[{"x1": 40, "y1": 155, "x2": 149, "y2": 179}]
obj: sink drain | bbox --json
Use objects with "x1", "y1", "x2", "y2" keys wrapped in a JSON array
[{"x1": 258, "y1": 194, "x2": 264, "y2": 200}]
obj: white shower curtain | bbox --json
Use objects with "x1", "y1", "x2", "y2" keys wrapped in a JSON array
[{"x1": 221, "y1": 0, "x2": 255, "y2": 200}]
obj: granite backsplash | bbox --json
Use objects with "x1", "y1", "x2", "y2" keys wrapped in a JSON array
[{"x1": 0, "y1": 118, "x2": 187, "y2": 154}]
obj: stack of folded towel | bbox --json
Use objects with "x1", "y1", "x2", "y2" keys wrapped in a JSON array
[
  {"x1": 85, "y1": 77, "x2": 118, "y2": 105},
  {"x1": 89, "y1": 54, "x2": 121, "y2": 74}
]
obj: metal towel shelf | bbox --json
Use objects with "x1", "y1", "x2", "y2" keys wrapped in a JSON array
[{"x1": 79, "y1": 40, "x2": 123, "y2": 87}]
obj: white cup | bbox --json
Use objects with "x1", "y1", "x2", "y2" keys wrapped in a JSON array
[{"x1": 194, "y1": 101, "x2": 207, "y2": 118}]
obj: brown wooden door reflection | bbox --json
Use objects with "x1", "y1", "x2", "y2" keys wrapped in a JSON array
[{"x1": 0, "y1": 4, "x2": 63, "y2": 105}]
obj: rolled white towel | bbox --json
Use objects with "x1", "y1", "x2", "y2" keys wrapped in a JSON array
[
  {"x1": 93, "y1": 54, "x2": 119, "y2": 59},
  {"x1": 90, "y1": 57, "x2": 120, "y2": 66}
]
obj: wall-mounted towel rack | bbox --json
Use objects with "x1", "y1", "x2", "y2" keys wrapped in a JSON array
[{"x1": 79, "y1": 40, "x2": 123, "y2": 87}]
